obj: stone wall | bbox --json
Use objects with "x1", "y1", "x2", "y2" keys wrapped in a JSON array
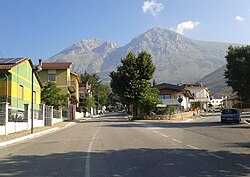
[{"x1": 144, "y1": 112, "x2": 194, "y2": 121}]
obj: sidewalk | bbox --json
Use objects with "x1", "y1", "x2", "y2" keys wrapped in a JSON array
[{"x1": 0, "y1": 121, "x2": 75, "y2": 147}]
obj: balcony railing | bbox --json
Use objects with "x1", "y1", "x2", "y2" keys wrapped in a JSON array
[
  {"x1": 68, "y1": 81, "x2": 77, "y2": 93},
  {"x1": 160, "y1": 99, "x2": 180, "y2": 105}
]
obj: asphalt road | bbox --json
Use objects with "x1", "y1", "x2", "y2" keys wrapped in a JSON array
[{"x1": 0, "y1": 112, "x2": 249, "y2": 177}]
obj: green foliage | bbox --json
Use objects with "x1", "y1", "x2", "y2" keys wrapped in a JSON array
[
  {"x1": 80, "y1": 71, "x2": 110, "y2": 109},
  {"x1": 82, "y1": 93, "x2": 96, "y2": 113},
  {"x1": 93, "y1": 83, "x2": 111, "y2": 109},
  {"x1": 193, "y1": 102, "x2": 202, "y2": 109},
  {"x1": 224, "y1": 45, "x2": 250, "y2": 101},
  {"x1": 139, "y1": 86, "x2": 162, "y2": 114},
  {"x1": 156, "y1": 105, "x2": 176, "y2": 115},
  {"x1": 80, "y1": 71, "x2": 101, "y2": 87},
  {"x1": 41, "y1": 82, "x2": 69, "y2": 108},
  {"x1": 110, "y1": 51, "x2": 160, "y2": 117}
]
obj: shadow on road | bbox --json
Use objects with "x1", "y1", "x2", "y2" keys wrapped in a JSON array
[
  {"x1": 103, "y1": 121, "x2": 247, "y2": 129},
  {"x1": 0, "y1": 148, "x2": 249, "y2": 177}
]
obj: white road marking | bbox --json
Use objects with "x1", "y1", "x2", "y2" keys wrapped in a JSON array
[
  {"x1": 208, "y1": 153, "x2": 224, "y2": 159},
  {"x1": 172, "y1": 139, "x2": 182, "y2": 143},
  {"x1": 244, "y1": 120, "x2": 250, "y2": 125},
  {"x1": 187, "y1": 144, "x2": 199, "y2": 149},
  {"x1": 160, "y1": 133, "x2": 169, "y2": 138},
  {"x1": 84, "y1": 125, "x2": 102, "y2": 177},
  {"x1": 236, "y1": 163, "x2": 250, "y2": 170},
  {"x1": 153, "y1": 131, "x2": 159, "y2": 133}
]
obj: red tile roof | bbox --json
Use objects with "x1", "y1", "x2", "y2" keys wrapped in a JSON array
[{"x1": 42, "y1": 62, "x2": 72, "y2": 69}]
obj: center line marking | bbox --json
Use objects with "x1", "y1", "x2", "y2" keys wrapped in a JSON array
[
  {"x1": 236, "y1": 163, "x2": 250, "y2": 170},
  {"x1": 172, "y1": 139, "x2": 182, "y2": 143},
  {"x1": 187, "y1": 144, "x2": 199, "y2": 149},
  {"x1": 208, "y1": 153, "x2": 224, "y2": 159},
  {"x1": 160, "y1": 133, "x2": 169, "y2": 138},
  {"x1": 85, "y1": 124, "x2": 102, "y2": 177}
]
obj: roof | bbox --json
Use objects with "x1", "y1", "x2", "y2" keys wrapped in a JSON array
[
  {"x1": 155, "y1": 83, "x2": 194, "y2": 99},
  {"x1": 42, "y1": 62, "x2": 72, "y2": 69},
  {"x1": 0, "y1": 57, "x2": 43, "y2": 87},
  {"x1": 0, "y1": 57, "x2": 28, "y2": 70},
  {"x1": 155, "y1": 83, "x2": 184, "y2": 92}
]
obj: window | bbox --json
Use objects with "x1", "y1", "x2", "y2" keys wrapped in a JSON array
[
  {"x1": 48, "y1": 74, "x2": 56, "y2": 81},
  {"x1": 19, "y1": 85, "x2": 24, "y2": 99},
  {"x1": 159, "y1": 94, "x2": 171, "y2": 99}
]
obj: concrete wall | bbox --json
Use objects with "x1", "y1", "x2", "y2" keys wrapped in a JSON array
[{"x1": 75, "y1": 112, "x2": 84, "y2": 119}]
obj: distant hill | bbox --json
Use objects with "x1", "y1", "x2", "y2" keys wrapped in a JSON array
[
  {"x1": 201, "y1": 65, "x2": 232, "y2": 94},
  {"x1": 47, "y1": 27, "x2": 240, "y2": 86}
]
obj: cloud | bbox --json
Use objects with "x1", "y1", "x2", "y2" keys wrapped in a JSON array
[
  {"x1": 142, "y1": 0, "x2": 164, "y2": 17},
  {"x1": 234, "y1": 16, "x2": 245, "y2": 22},
  {"x1": 176, "y1": 21, "x2": 201, "y2": 35}
]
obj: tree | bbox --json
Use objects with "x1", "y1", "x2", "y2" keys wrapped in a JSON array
[
  {"x1": 41, "y1": 82, "x2": 69, "y2": 108},
  {"x1": 81, "y1": 93, "x2": 96, "y2": 113},
  {"x1": 80, "y1": 71, "x2": 101, "y2": 87},
  {"x1": 80, "y1": 71, "x2": 110, "y2": 109},
  {"x1": 110, "y1": 51, "x2": 160, "y2": 118},
  {"x1": 95, "y1": 84, "x2": 111, "y2": 109},
  {"x1": 224, "y1": 45, "x2": 250, "y2": 101},
  {"x1": 139, "y1": 85, "x2": 161, "y2": 115}
]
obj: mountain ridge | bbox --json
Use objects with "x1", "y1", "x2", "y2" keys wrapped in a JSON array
[{"x1": 47, "y1": 27, "x2": 239, "y2": 91}]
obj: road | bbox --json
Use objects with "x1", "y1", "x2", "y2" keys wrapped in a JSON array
[{"x1": 0, "y1": 112, "x2": 249, "y2": 177}]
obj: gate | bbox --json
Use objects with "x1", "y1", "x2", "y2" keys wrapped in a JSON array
[{"x1": 44, "y1": 105, "x2": 53, "y2": 126}]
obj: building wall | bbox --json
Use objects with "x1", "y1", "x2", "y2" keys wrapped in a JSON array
[
  {"x1": 70, "y1": 73, "x2": 80, "y2": 101},
  {"x1": 159, "y1": 90, "x2": 179, "y2": 99},
  {"x1": 7, "y1": 60, "x2": 41, "y2": 110},
  {"x1": 39, "y1": 68, "x2": 70, "y2": 96}
]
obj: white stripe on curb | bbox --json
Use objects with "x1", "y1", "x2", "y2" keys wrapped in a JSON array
[
  {"x1": 0, "y1": 127, "x2": 59, "y2": 148},
  {"x1": 65, "y1": 122, "x2": 76, "y2": 127}
]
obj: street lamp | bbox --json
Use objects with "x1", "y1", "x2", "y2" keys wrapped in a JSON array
[{"x1": 31, "y1": 59, "x2": 42, "y2": 133}]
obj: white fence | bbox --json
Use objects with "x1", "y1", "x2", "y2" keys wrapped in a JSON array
[{"x1": 0, "y1": 103, "x2": 64, "y2": 135}]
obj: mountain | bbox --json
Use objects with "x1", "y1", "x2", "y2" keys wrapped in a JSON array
[
  {"x1": 48, "y1": 39, "x2": 118, "y2": 73},
  {"x1": 201, "y1": 65, "x2": 232, "y2": 94},
  {"x1": 47, "y1": 27, "x2": 237, "y2": 85}
]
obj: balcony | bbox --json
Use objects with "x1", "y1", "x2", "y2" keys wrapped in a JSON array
[
  {"x1": 68, "y1": 81, "x2": 77, "y2": 93},
  {"x1": 160, "y1": 99, "x2": 180, "y2": 105}
]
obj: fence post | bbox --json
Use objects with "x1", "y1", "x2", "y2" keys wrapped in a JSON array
[
  {"x1": 24, "y1": 104, "x2": 30, "y2": 129},
  {"x1": 0, "y1": 102, "x2": 9, "y2": 135},
  {"x1": 39, "y1": 104, "x2": 45, "y2": 126},
  {"x1": 48, "y1": 106, "x2": 53, "y2": 126},
  {"x1": 58, "y1": 106, "x2": 62, "y2": 119}
]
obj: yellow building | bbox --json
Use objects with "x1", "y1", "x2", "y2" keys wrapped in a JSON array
[{"x1": 38, "y1": 62, "x2": 80, "y2": 106}]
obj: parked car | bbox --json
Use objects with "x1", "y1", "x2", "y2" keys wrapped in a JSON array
[{"x1": 221, "y1": 108, "x2": 241, "y2": 123}]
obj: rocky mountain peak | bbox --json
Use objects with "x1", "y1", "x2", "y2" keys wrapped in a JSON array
[{"x1": 58, "y1": 39, "x2": 118, "y2": 55}]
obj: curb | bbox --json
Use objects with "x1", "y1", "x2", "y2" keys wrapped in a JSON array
[
  {"x1": 65, "y1": 122, "x2": 76, "y2": 127},
  {"x1": 0, "y1": 122, "x2": 76, "y2": 148},
  {"x1": 0, "y1": 127, "x2": 59, "y2": 148}
]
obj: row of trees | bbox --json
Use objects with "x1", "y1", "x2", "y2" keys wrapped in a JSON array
[{"x1": 79, "y1": 71, "x2": 110, "y2": 112}]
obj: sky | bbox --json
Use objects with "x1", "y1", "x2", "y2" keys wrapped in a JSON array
[{"x1": 0, "y1": 0, "x2": 250, "y2": 64}]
